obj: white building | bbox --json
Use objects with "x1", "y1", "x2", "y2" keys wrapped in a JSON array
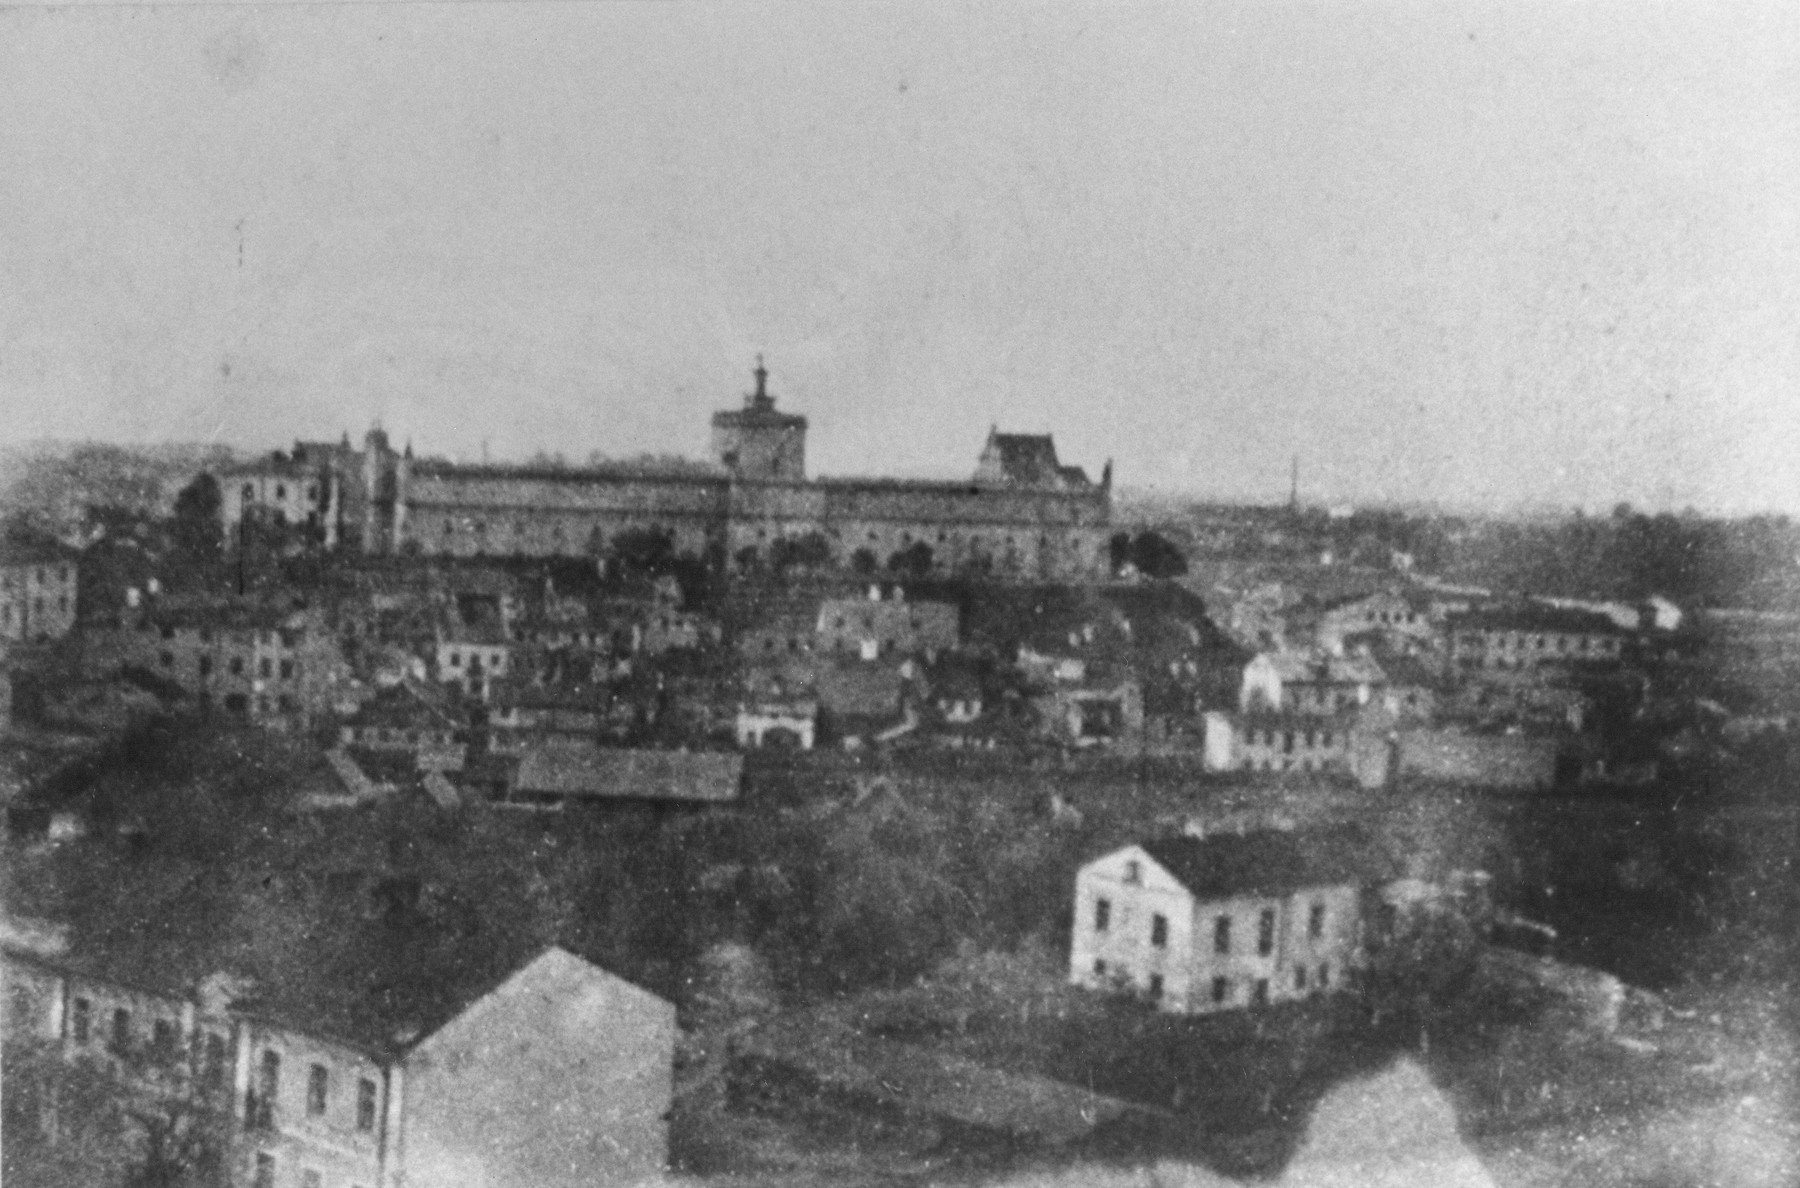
[{"x1": 1069, "y1": 826, "x2": 1389, "y2": 1014}]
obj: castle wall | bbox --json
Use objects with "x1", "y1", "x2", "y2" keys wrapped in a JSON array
[{"x1": 390, "y1": 456, "x2": 1110, "y2": 578}]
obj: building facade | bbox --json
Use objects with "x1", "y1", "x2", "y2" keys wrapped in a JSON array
[
  {"x1": 327, "y1": 364, "x2": 1112, "y2": 580},
  {"x1": 0, "y1": 540, "x2": 79, "y2": 642},
  {"x1": 1447, "y1": 607, "x2": 1626, "y2": 672},
  {"x1": 1068, "y1": 828, "x2": 1384, "y2": 1015},
  {"x1": 90, "y1": 605, "x2": 350, "y2": 725},
  {"x1": 5, "y1": 946, "x2": 675, "y2": 1188}
]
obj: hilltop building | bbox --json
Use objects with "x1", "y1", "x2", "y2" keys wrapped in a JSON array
[{"x1": 236, "y1": 364, "x2": 1113, "y2": 581}]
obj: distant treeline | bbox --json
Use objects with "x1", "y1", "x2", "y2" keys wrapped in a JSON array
[
  {"x1": 1149, "y1": 497, "x2": 1800, "y2": 612},
  {"x1": 0, "y1": 441, "x2": 239, "y2": 532},
  {"x1": 1437, "y1": 509, "x2": 1800, "y2": 611}
]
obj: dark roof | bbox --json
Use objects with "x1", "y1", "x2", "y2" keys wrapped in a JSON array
[
  {"x1": 984, "y1": 433, "x2": 1070, "y2": 486},
  {"x1": 513, "y1": 744, "x2": 741, "y2": 802},
  {"x1": 0, "y1": 535, "x2": 79, "y2": 566},
  {"x1": 1450, "y1": 605, "x2": 1626, "y2": 636},
  {"x1": 1140, "y1": 825, "x2": 1393, "y2": 900}
]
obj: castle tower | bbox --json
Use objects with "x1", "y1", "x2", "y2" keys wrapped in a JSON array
[{"x1": 710, "y1": 356, "x2": 807, "y2": 481}]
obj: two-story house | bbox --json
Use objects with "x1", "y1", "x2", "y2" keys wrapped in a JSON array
[
  {"x1": 0, "y1": 536, "x2": 80, "y2": 642},
  {"x1": 5, "y1": 945, "x2": 675, "y2": 1188},
  {"x1": 1069, "y1": 826, "x2": 1392, "y2": 1014},
  {"x1": 1447, "y1": 606, "x2": 1626, "y2": 673}
]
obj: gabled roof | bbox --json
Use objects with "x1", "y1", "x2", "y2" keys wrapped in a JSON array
[
  {"x1": 0, "y1": 533, "x2": 79, "y2": 567},
  {"x1": 976, "y1": 430, "x2": 1089, "y2": 489},
  {"x1": 1138, "y1": 825, "x2": 1393, "y2": 901}
]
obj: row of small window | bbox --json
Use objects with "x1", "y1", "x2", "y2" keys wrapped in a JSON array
[
  {"x1": 204, "y1": 692, "x2": 299, "y2": 715},
  {"x1": 241, "y1": 483, "x2": 319, "y2": 503},
  {"x1": 1461, "y1": 633, "x2": 1611, "y2": 653},
  {"x1": 251, "y1": 1151, "x2": 369, "y2": 1188},
  {"x1": 67, "y1": 998, "x2": 210, "y2": 1065},
  {"x1": 247, "y1": 1049, "x2": 379, "y2": 1132},
  {"x1": 1, "y1": 596, "x2": 70, "y2": 620},
  {"x1": 443, "y1": 650, "x2": 506, "y2": 669},
  {"x1": 0, "y1": 566, "x2": 73, "y2": 586},
  {"x1": 156, "y1": 625, "x2": 298, "y2": 646},
  {"x1": 1094, "y1": 901, "x2": 1327, "y2": 951},
  {"x1": 161, "y1": 653, "x2": 299, "y2": 680},
  {"x1": 1091, "y1": 962, "x2": 1331, "y2": 1002},
  {"x1": 1246, "y1": 728, "x2": 1337, "y2": 751}
]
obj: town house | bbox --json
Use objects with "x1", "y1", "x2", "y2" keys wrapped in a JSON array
[
  {"x1": 1069, "y1": 826, "x2": 1391, "y2": 1014},
  {"x1": 0, "y1": 537, "x2": 80, "y2": 642},
  {"x1": 6, "y1": 945, "x2": 676, "y2": 1188}
]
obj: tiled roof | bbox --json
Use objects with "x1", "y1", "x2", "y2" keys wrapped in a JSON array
[
  {"x1": 1140, "y1": 825, "x2": 1393, "y2": 900},
  {"x1": 513, "y1": 744, "x2": 741, "y2": 803}
]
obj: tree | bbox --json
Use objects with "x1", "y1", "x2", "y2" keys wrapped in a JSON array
[
  {"x1": 1108, "y1": 532, "x2": 1133, "y2": 573},
  {"x1": 3, "y1": 1037, "x2": 232, "y2": 1188},
  {"x1": 1362, "y1": 901, "x2": 1479, "y2": 1049},
  {"x1": 610, "y1": 527, "x2": 677, "y2": 575},
  {"x1": 1129, "y1": 531, "x2": 1188, "y2": 578},
  {"x1": 886, "y1": 541, "x2": 933, "y2": 578},
  {"x1": 850, "y1": 547, "x2": 878, "y2": 575},
  {"x1": 768, "y1": 531, "x2": 833, "y2": 576}
]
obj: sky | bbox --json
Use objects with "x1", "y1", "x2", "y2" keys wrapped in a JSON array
[{"x1": 2, "y1": 1, "x2": 1796, "y2": 514}]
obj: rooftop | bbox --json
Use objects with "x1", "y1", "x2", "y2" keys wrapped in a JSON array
[
  {"x1": 1138, "y1": 824, "x2": 1394, "y2": 900},
  {"x1": 513, "y1": 743, "x2": 742, "y2": 803}
]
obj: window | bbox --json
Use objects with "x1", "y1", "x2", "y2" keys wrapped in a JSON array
[
  {"x1": 279, "y1": 659, "x2": 294, "y2": 679},
  {"x1": 1123, "y1": 860, "x2": 1142, "y2": 884},
  {"x1": 1150, "y1": 913, "x2": 1168, "y2": 948},
  {"x1": 1148, "y1": 974, "x2": 1164, "y2": 1001},
  {"x1": 275, "y1": 485, "x2": 286, "y2": 500},
  {"x1": 204, "y1": 1033, "x2": 228, "y2": 1088},
  {"x1": 153, "y1": 1018, "x2": 177, "y2": 1056},
  {"x1": 159, "y1": 650, "x2": 174, "y2": 668},
  {"x1": 1213, "y1": 915, "x2": 1231, "y2": 955},
  {"x1": 258, "y1": 657, "x2": 272, "y2": 678},
  {"x1": 1258, "y1": 909, "x2": 1276, "y2": 956},
  {"x1": 252, "y1": 1154, "x2": 276, "y2": 1188},
  {"x1": 1211, "y1": 977, "x2": 1229, "y2": 1005},
  {"x1": 1253, "y1": 978, "x2": 1270, "y2": 1005},
  {"x1": 1318, "y1": 964, "x2": 1330, "y2": 989},
  {"x1": 111, "y1": 1007, "x2": 132, "y2": 1052},
  {"x1": 71, "y1": 997, "x2": 91, "y2": 1043},
  {"x1": 357, "y1": 1078, "x2": 378, "y2": 1132},
  {"x1": 449, "y1": 652, "x2": 462, "y2": 668},
  {"x1": 198, "y1": 655, "x2": 212, "y2": 677},
  {"x1": 1094, "y1": 898, "x2": 1111, "y2": 932},
  {"x1": 1295, "y1": 966, "x2": 1308, "y2": 991},
  {"x1": 1093, "y1": 958, "x2": 1107, "y2": 977},
  {"x1": 230, "y1": 656, "x2": 244, "y2": 675},
  {"x1": 307, "y1": 1064, "x2": 329, "y2": 1116},
  {"x1": 242, "y1": 484, "x2": 255, "y2": 501},
  {"x1": 1309, "y1": 902, "x2": 1326, "y2": 939},
  {"x1": 252, "y1": 1050, "x2": 280, "y2": 1128}
]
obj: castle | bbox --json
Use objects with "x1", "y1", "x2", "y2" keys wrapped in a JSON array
[{"x1": 221, "y1": 361, "x2": 1113, "y2": 580}]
